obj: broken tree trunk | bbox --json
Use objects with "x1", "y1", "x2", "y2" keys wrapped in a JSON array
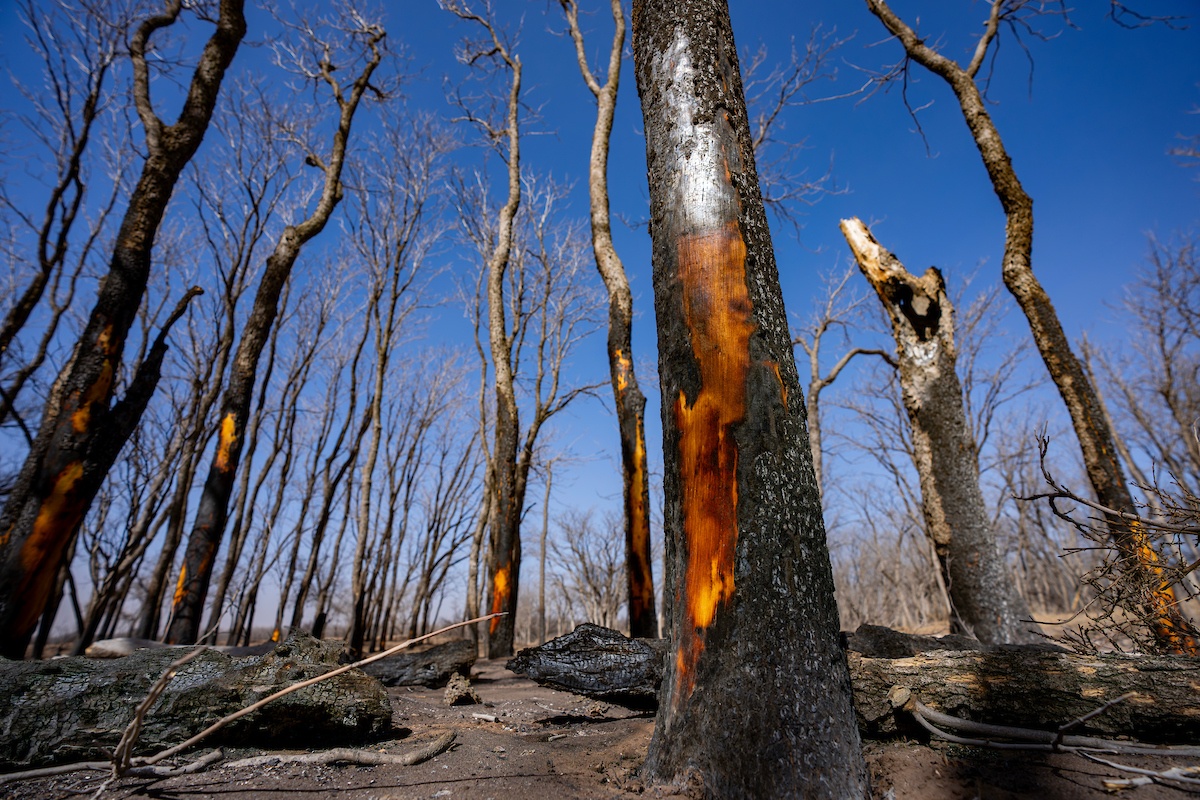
[
  {"x1": 509, "y1": 624, "x2": 1200, "y2": 744},
  {"x1": 0, "y1": 631, "x2": 390, "y2": 769},
  {"x1": 841, "y1": 217, "x2": 1038, "y2": 646}
]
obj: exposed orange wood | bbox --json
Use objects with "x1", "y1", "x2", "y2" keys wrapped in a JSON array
[
  {"x1": 672, "y1": 221, "x2": 755, "y2": 699},
  {"x1": 71, "y1": 325, "x2": 117, "y2": 433},
  {"x1": 1130, "y1": 520, "x2": 1198, "y2": 655},
  {"x1": 12, "y1": 461, "x2": 86, "y2": 633},
  {"x1": 614, "y1": 348, "x2": 633, "y2": 392},
  {"x1": 489, "y1": 564, "x2": 511, "y2": 635},
  {"x1": 628, "y1": 417, "x2": 655, "y2": 616},
  {"x1": 214, "y1": 413, "x2": 238, "y2": 472},
  {"x1": 172, "y1": 563, "x2": 189, "y2": 608},
  {"x1": 766, "y1": 360, "x2": 787, "y2": 408}
]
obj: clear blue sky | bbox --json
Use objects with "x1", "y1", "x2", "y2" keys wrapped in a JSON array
[
  {"x1": 1, "y1": 1, "x2": 1197, "y2": 578},
  {"x1": 401, "y1": 0, "x2": 1200, "y2": 520}
]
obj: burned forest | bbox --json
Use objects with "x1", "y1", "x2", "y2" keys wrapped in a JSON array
[{"x1": 1, "y1": 1, "x2": 1198, "y2": 798}]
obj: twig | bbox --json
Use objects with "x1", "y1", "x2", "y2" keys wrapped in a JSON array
[
  {"x1": 223, "y1": 732, "x2": 455, "y2": 769},
  {"x1": 1082, "y1": 753, "x2": 1200, "y2": 790},
  {"x1": 112, "y1": 646, "x2": 210, "y2": 774},
  {"x1": 1056, "y1": 692, "x2": 1135, "y2": 738}
]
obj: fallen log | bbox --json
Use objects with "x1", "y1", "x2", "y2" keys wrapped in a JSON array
[
  {"x1": 508, "y1": 623, "x2": 1200, "y2": 743},
  {"x1": 507, "y1": 623, "x2": 666, "y2": 707},
  {"x1": 361, "y1": 639, "x2": 476, "y2": 687},
  {"x1": 0, "y1": 631, "x2": 392, "y2": 769}
]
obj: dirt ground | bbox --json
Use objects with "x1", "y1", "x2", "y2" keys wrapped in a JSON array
[{"x1": 4, "y1": 657, "x2": 1196, "y2": 799}]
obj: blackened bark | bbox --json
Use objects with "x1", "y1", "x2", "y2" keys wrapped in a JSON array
[
  {"x1": 842, "y1": 218, "x2": 1037, "y2": 645},
  {"x1": 166, "y1": 28, "x2": 385, "y2": 644},
  {"x1": 865, "y1": 0, "x2": 1197, "y2": 654},
  {"x1": 560, "y1": 0, "x2": 658, "y2": 640},
  {"x1": 511, "y1": 624, "x2": 1200, "y2": 745},
  {"x1": 632, "y1": 1, "x2": 868, "y2": 796},
  {"x1": 0, "y1": 0, "x2": 246, "y2": 660}
]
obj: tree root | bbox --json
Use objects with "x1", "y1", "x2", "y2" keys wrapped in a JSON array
[{"x1": 223, "y1": 731, "x2": 455, "y2": 769}]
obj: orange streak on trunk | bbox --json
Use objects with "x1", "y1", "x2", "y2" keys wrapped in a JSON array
[
  {"x1": 615, "y1": 348, "x2": 632, "y2": 392},
  {"x1": 1131, "y1": 521, "x2": 1198, "y2": 655},
  {"x1": 172, "y1": 564, "x2": 189, "y2": 608},
  {"x1": 766, "y1": 361, "x2": 787, "y2": 408},
  {"x1": 214, "y1": 413, "x2": 238, "y2": 472},
  {"x1": 489, "y1": 564, "x2": 511, "y2": 634},
  {"x1": 14, "y1": 461, "x2": 86, "y2": 633},
  {"x1": 673, "y1": 223, "x2": 755, "y2": 699},
  {"x1": 71, "y1": 324, "x2": 116, "y2": 433},
  {"x1": 629, "y1": 419, "x2": 654, "y2": 612}
]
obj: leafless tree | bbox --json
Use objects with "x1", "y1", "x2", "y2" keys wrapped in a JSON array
[
  {"x1": 632, "y1": 1, "x2": 868, "y2": 793},
  {"x1": 549, "y1": 509, "x2": 625, "y2": 630},
  {"x1": 864, "y1": 0, "x2": 1197, "y2": 652},
  {"x1": 0, "y1": 0, "x2": 247, "y2": 659},
  {"x1": 441, "y1": 0, "x2": 529, "y2": 658},
  {"x1": 558, "y1": 0, "x2": 657, "y2": 640},
  {"x1": 791, "y1": 266, "x2": 893, "y2": 495},
  {"x1": 167, "y1": 9, "x2": 387, "y2": 644}
]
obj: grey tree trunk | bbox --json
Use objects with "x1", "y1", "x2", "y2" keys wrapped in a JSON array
[
  {"x1": 841, "y1": 218, "x2": 1038, "y2": 645},
  {"x1": 632, "y1": 1, "x2": 868, "y2": 796}
]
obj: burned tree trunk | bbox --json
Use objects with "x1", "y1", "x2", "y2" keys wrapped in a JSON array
[
  {"x1": 0, "y1": 0, "x2": 247, "y2": 660},
  {"x1": 631, "y1": 1, "x2": 868, "y2": 796},
  {"x1": 560, "y1": 0, "x2": 657, "y2": 640},
  {"x1": 166, "y1": 26, "x2": 385, "y2": 644},
  {"x1": 841, "y1": 218, "x2": 1037, "y2": 645}
]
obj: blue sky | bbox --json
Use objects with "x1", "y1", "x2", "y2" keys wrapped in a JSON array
[
  {"x1": 1, "y1": 1, "x2": 1198, "y2": 608},
  {"x1": 402, "y1": 0, "x2": 1200, "y2": 519}
]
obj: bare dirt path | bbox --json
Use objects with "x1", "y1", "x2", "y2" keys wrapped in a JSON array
[{"x1": 4, "y1": 658, "x2": 1194, "y2": 799}]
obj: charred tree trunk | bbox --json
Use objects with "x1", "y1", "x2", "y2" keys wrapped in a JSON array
[
  {"x1": 0, "y1": 0, "x2": 246, "y2": 660},
  {"x1": 165, "y1": 29, "x2": 384, "y2": 644},
  {"x1": 865, "y1": 0, "x2": 1197, "y2": 654},
  {"x1": 841, "y1": 218, "x2": 1037, "y2": 645},
  {"x1": 560, "y1": 0, "x2": 657, "y2": 640},
  {"x1": 631, "y1": 1, "x2": 868, "y2": 796}
]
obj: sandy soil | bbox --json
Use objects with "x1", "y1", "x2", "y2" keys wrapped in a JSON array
[{"x1": 4, "y1": 658, "x2": 1194, "y2": 799}]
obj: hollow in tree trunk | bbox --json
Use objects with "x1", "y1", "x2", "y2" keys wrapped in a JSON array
[{"x1": 842, "y1": 217, "x2": 1038, "y2": 645}]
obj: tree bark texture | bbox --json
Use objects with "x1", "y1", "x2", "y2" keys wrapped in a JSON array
[
  {"x1": 562, "y1": 0, "x2": 657, "y2": 640},
  {"x1": 509, "y1": 622, "x2": 667, "y2": 707},
  {"x1": 510, "y1": 624, "x2": 1200, "y2": 744},
  {"x1": 864, "y1": 0, "x2": 1196, "y2": 654},
  {"x1": 632, "y1": 2, "x2": 868, "y2": 796},
  {"x1": 0, "y1": 0, "x2": 247, "y2": 660},
  {"x1": 841, "y1": 218, "x2": 1037, "y2": 646},
  {"x1": 166, "y1": 30, "x2": 384, "y2": 644}
]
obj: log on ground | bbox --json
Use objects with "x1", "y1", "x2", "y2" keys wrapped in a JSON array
[
  {"x1": 0, "y1": 631, "x2": 391, "y2": 769},
  {"x1": 509, "y1": 624, "x2": 1200, "y2": 743},
  {"x1": 361, "y1": 639, "x2": 477, "y2": 687}
]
